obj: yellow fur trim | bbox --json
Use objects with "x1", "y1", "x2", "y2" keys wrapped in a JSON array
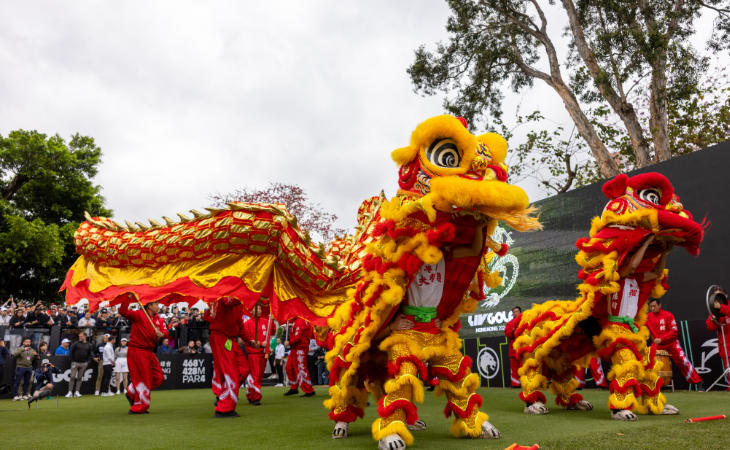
[
  {"x1": 391, "y1": 115, "x2": 477, "y2": 171},
  {"x1": 434, "y1": 373, "x2": 481, "y2": 399},
  {"x1": 384, "y1": 374, "x2": 425, "y2": 404},
  {"x1": 372, "y1": 419, "x2": 414, "y2": 445},
  {"x1": 450, "y1": 411, "x2": 489, "y2": 438},
  {"x1": 476, "y1": 132, "x2": 507, "y2": 165}
]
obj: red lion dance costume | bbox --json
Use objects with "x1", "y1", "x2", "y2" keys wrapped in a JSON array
[
  {"x1": 324, "y1": 115, "x2": 540, "y2": 449},
  {"x1": 513, "y1": 172, "x2": 705, "y2": 421}
]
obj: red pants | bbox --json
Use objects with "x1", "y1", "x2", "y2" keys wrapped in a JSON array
[
  {"x1": 574, "y1": 358, "x2": 608, "y2": 388},
  {"x1": 285, "y1": 348, "x2": 313, "y2": 393},
  {"x1": 659, "y1": 341, "x2": 702, "y2": 384},
  {"x1": 127, "y1": 346, "x2": 165, "y2": 413},
  {"x1": 210, "y1": 332, "x2": 250, "y2": 413},
  {"x1": 246, "y1": 352, "x2": 266, "y2": 402},
  {"x1": 509, "y1": 353, "x2": 520, "y2": 387}
]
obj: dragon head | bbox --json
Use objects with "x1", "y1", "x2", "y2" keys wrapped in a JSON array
[{"x1": 391, "y1": 115, "x2": 540, "y2": 233}]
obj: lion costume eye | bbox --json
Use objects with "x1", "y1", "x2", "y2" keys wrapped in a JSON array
[
  {"x1": 638, "y1": 188, "x2": 661, "y2": 205},
  {"x1": 425, "y1": 139, "x2": 462, "y2": 168}
]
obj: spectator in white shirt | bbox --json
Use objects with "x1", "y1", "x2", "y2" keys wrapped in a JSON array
[{"x1": 100, "y1": 335, "x2": 116, "y2": 396}]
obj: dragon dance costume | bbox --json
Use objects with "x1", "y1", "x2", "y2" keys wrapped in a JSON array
[{"x1": 513, "y1": 173, "x2": 705, "y2": 418}]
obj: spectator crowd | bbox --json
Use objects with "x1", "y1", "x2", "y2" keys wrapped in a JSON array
[{"x1": 0, "y1": 297, "x2": 330, "y2": 401}]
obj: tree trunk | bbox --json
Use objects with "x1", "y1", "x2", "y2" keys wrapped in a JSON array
[
  {"x1": 551, "y1": 81, "x2": 621, "y2": 178},
  {"x1": 561, "y1": 0, "x2": 652, "y2": 168},
  {"x1": 2, "y1": 173, "x2": 28, "y2": 201},
  {"x1": 649, "y1": 62, "x2": 672, "y2": 162}
]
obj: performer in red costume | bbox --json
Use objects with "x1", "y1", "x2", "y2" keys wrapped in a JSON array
[
  {"x1": 647, "y1": 298, "x2": 702, "y2": 384},
  {"x1": 284, "y1": 317, "x2": 315, "y2": 397},
  {"x1": 504, "y1": 306, "x2": 522, "y2": 387},
  {"x1": 119, "y1": 297, "x2": 168, "y2": 414},
  {"x1": 574, "y1": 357, "x2": 608, "y2": 388},
  {"x1": 204, "y1": 296, "x2": 249, "y2": 417},
  {"x1": 706, "y1": 289, "x2": 730, "y2": 390},
  {"x1": 241, "y1": 300, "x2": 272, "y2": 405}
]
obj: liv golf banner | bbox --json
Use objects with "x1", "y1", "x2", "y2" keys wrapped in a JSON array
[{"x1": 1, "y1": 353, "x2": 213, "y2": 398}]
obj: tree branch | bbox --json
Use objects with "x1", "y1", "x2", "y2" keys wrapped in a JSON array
[{"x1": 561, "y1": 0, "x2": 652, "y2": 167}]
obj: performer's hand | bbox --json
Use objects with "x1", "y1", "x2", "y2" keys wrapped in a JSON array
[
  {"x1": 714, "y1": 299, "x2": 722, "y2": 309},
  {"x1": 653, "y1": 338, "x2": 661, "y2": 345},
  {"x1": 284, "y1": 340, "x2": 290, "y2": 347},
  {"x1": 435, "y1": 319, "x2": 442, "y2": 328},
  {"x1": 155, "y1": 329, "x2": 164, "y2": 338},
  {"x1": 391, "y1": 315, "x2": 414, "y2": 331}
]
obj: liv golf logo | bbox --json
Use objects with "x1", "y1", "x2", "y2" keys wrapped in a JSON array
[{"x1": 476, "y1": 346, "x2": 500, "y2": 380}]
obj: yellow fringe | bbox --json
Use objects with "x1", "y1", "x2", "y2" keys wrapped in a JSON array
[
  {"x1": 449, "y1": 411, "x2": 489, "y2": 438},
  {"x1": 371, "y1": 419, "x2": 414, "y2": 445},
  {"x1": 434, "y1": 373, "x2": 481, "y2": 399},
  {"x1": 383, "y1": 374, "x2": 425, "y2": 404}
]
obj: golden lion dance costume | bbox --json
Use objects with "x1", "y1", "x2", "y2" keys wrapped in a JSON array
[
  {"x1": 514, "y1": 172, "x2": 705, "y2": 420},
  {"x1": 324, "y1": 115, "x2": 540, "y2": 448}
]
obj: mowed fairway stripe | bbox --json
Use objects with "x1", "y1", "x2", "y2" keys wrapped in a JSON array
[{"x1": 2, "y1": 387, "x2": 728, "y2": 449}]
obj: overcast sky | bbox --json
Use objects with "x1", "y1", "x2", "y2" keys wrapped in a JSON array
[{"x1": 4, "y1": 1, "x2": 697, "y2": 234}]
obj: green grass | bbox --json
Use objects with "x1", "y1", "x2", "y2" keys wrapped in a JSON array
[{"x1": 2, "y1": 387, "x2": 728, "y2": 449}]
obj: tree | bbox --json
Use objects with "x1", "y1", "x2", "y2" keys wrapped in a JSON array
[
  {"x1": 209, "y1": 182, "x2": 345, "y2": 243},
  {"x1": 0, "y1": 130, "x2": 111, "y2": 301},
  {"x1": 409, "y1": 0, "x2": 730, "y2": 182}
]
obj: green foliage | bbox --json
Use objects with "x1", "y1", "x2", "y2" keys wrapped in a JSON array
[{"x1": 0, "y1": 130, "x2": 111, "y2": 302}]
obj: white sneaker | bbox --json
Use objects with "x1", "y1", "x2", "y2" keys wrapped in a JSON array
[
  {"x1": 65, "y1": 392, "x2": 73, "y2": 398},
  {"x1": 115, "y1": 390, "x2": 120, "y2": 395},
  {"x1": 523, "y1": 401, "x2": 549, "y2": 414},
  {"x1": 332, "y1": 421, "x2": 348, "y2": 439},
  {"x1": 378, "y1": 433, "x2": 406, "y2": 450},
  {"x1": 480, "y1": 420, "x2": 502, "y2": 439},
  {"x1": 274, "y1": 383, "x2": 283, "y2": 387},
  {"x1": 611, "y1": 409, "x2": 638, "y2": 421},
  {"x1": 13, "y1": 396, "x2": 20, "y2": 401},
  {"x1": 74, "y1": 392, "x2": 82, "y2": 398},
  {"x1": 22, "y1": 395, "x2": 31, "y2": 400},
  {"x1": 406, "y1": 419, "x2": 427, "y2": 431},
  {"x1": 661, "y1": 404, "x2": 679, "y2": 415},
  {"x1": 95, "y1": 390, "x2": 100, "y2": 396},
  {"x1": 102, "y1": 392, "x2": 114, "y2": 397},
  {"x1": 567, "y1": 400, "x2": 593, "y2": 411}
]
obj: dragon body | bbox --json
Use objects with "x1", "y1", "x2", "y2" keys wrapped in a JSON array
[
  {"x1": 514, "y1": 172, "x2": 704, "y2": 418},
  {"x1": 62, "y1": 196, "x2": 385, "y2": 324}
]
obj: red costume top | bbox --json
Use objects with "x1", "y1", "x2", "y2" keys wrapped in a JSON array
[
  {"x1": 242, "y1": 316, "x2": 271, "y2": 354},
  {"x1": 706, "y1": 304, "x2": 730, "y2": 355},
  {"x1": 504, "y1": 313, "x2": 521, "y2": 357},
  {"x1": 288, "y1": 317, "x2": 312, "y2": 351},
  {"x1": 119, "y1": 300, "x2": 168, "y2": 350},
  {"x1": 204, "y1": 298, "x2": 244, "y2": 338},
  {"x1": 646, "y1": 309, "x2": 678, "y2": 347}
]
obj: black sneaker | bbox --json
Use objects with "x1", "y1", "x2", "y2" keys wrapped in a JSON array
[
  {"x1": 251, "y1": 399, "x2": 261, "y2": 406},
  {"x1": 301, "y1": 391, "x2": 315, "y2": 397},
  {"x1": 128, "y1": 410, "x2": 149, "y2": 414},
  {"x1": 126, "y1": 392, "x2": 134, "y2": 407},
  {"x1": 214, "y1": 410, "x2": 240, "y2": 418},
  {"x1": 283, "y1": 389, "x2": 299, "y2": 396}
]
